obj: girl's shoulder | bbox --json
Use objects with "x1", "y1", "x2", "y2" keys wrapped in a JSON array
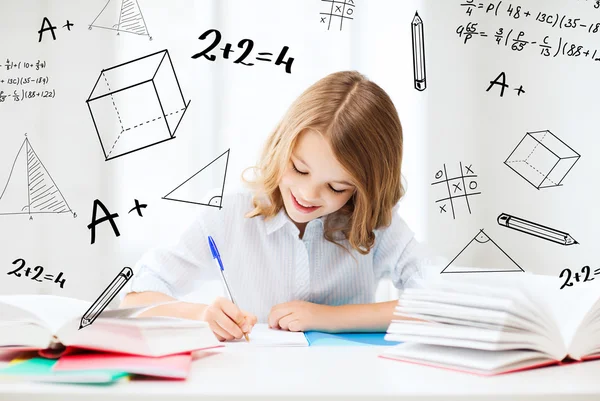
[{"x1": 373, "y1": 202, "x2": 414, "y2": 241}]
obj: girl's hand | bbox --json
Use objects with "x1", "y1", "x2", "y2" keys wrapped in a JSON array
[
  {"x1": 201, "y1": 297, "x2": 257, "y2": 341},
  {"x1": 268, "y1": 300, "x2": 334, "y2": 332}
]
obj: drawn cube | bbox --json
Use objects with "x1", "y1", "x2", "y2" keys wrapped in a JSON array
[
  {"x1": 504, "y1": 130, "x2": 580, "y2": 189},
  {"x1": 86, "y1": 49, "x2": 190, "y2": 161}
]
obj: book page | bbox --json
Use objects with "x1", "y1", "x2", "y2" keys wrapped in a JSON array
[
  {"x1": 0, "y1": 295, "x2": 90, "y2": 333},
  {"x1": 225, "y1": 324, "x2": 308, "y2": 347},
  {"x1": 526, "y1": 277, "x2": 600, "y2": 350}
]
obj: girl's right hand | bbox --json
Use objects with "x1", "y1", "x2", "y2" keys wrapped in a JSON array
[{"x1": 201, "y1": 297, "x2": 257, "y2": 341}]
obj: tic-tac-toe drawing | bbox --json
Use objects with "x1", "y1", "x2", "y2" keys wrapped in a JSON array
[
  {"x1": 431, "y1": 162, "x2": 481, "y2": 220},
  {"x1": 86, "y1": 49, "x2": 191, "y2": 161}
]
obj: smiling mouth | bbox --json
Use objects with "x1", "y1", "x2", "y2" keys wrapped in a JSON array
[{"x1": 291, "y1": 191, "x2": 321, "y2": 213}]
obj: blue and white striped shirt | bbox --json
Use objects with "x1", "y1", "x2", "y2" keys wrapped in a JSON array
[{"x1": 125, "y1": 187, "x2": 425, "y2": 323}]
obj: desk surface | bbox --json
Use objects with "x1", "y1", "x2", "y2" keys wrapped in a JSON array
[{"x1": 2, "y1": 346, "x2": 600, "y2": 401}]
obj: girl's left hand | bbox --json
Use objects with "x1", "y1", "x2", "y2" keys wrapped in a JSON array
[{"x1": 268, "y1": 300, "x2": 334, "y2": 332}]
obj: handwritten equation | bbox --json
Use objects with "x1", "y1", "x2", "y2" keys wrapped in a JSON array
[
  {"x1": 1, "y1": 59, "x2": 47, "y2": 71},
  {"x1": 462, "y1": 1, "x2": 600, "y2": 35},
  {"x1": 7, "y1": 258, "x2": 66, "y2": 288},
  {"x1": 0, "y1": 59, "x2": 55, "y2": 103},
  {"x1": 457, "y1": 1, "x2": 600, "y2": 66},
  {"x1": 192, "y1": 29, "x2": 294, "y2": 74},
  {"x1": 559, "y1": 265, "x2": 599, "y2": 289}
]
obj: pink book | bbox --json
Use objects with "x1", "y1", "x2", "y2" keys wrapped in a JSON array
[{"x1": 54, "y1": 352, "x2": 194, "y2": 379}]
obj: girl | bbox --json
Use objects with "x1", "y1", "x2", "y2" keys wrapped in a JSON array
[{"x1": 121, "y1": 71, "x2": 425, "y2": 341}]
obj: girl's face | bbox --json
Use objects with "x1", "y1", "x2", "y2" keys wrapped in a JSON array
[{"x1": 279, "y1": 130, "x2": 356, "y2": 227}]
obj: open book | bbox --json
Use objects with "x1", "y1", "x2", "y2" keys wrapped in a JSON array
[
  {"x1": 226, "y1": 323, "x2": 309, "y2": 347},
  {"x1": 381, "y1": 273, "x2": 600, "y2": 375},
  {"x1": 0, "y1": 295, "x2": 220, "y2": 357}
]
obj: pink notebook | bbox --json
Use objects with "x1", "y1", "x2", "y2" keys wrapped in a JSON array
[{"x1": 54, "y1": 352, "x2": 193, "y2": 379}]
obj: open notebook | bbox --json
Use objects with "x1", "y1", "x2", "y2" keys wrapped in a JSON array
[
  {"x1": 381, "y1": 273, "x2": 600, "y2": 375},
  {"x1": 0, "y1": 295, "x2": 220, "y2": 357},
  {"x1": 226, "y1": 324, "x2": 309, "y2": 346}
]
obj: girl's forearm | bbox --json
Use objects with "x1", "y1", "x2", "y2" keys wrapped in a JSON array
[
  {"x1": 120, "y1": 291, "x2": 208, "y2": 320},
  {"x1": 325, "y1": 300, "x2": 399, "y2": 332}
]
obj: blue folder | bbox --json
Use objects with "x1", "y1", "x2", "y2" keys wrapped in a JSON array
[{"x1": 304, "y1": 331, "x2": 401, "y2": 346}]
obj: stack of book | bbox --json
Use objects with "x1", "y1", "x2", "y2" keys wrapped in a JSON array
[{"x1": 381, "y1": 273, "x2": 600, "y2": 375}]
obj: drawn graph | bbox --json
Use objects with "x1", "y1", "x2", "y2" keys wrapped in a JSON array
[
  {"x1": 441, "y1": 229, "x2": 524, "y2": 274},
  {"x1": 320, "y1": 0, "x2": 355, "y2": 31},
  {"x1": 89, "y1": 0, "x2": 152, "y2": 39},
  {"x1": 163, "y1": 149, "x2": 230, "y2": 209},
  {"x1": 504, "y1": 130, "x2": 580, "y2": 189},
  {"x1": 431, "y1": 162, "x2": 481, "y2": 220},
  {"x1": 86, "y1": 49, "x2": 191, "y2": 161},
  {"x1": 0, "y1": 138, "x2": 73, "y2": 216}
]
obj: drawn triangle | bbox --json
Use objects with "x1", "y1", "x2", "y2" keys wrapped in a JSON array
[
  {"x1": 26, "y1": 141, "x2": 72, "y2": 214},
  {"x1": 441, "y1": 229, "x2": 524, "y2": 273},
  {"x1": 163, "y1": 149, "x2": 230, "y2": 209},
  {"x1": 90, "y1": 0, "x2": 150, "y2": 36},
  {"x1": 0, "y1": 140, "x2": 30, "y2": 214}
]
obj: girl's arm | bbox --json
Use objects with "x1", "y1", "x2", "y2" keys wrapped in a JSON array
[
  {"x1": 325, "y1": 300, "x2": 401, "y2": 332},
  {"x1": 268, "y1": 299, "x2": 413, "y2": 333},
  {"x1": 121, "y1": 291, "x2": 257, "y2": 341},
  {"x1": 120, "y1": 291, "x2": 209, "y2": 320}
]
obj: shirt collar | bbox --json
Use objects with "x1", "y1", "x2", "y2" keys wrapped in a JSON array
[{"x1": 264, "y1": 207, "x2": 325, "y2": 236}]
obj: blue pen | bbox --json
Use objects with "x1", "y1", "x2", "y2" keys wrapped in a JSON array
[{"x1": 208, "y1": 235, "x2": 249, "y2": 341}]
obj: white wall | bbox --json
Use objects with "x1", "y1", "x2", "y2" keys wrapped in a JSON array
[{"x1": 1, "y1": 0, "x2": 593, "y2": 303}]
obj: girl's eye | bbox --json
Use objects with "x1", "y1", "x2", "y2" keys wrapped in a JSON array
[
  {"x1": 292, "y1": 163, "x2": 308, "y2": 175},
  {"x1": 328, "y1": 185, "x2": 346, "y2": 194}
]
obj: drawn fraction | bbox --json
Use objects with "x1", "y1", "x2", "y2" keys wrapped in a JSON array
[
  {"x1": 504, "y1": 130, "x2": 580, "y2": 189},
  {"x1": 319, "y1": 0, "x2": 356, "y2": 31},
  {"x1": 163, "y1": 149, "x2": 230, "y2": 209},
  {"x1": 455, "y1": 1, "x2": 600, "y2": 67},
  {"x1": 0, "y1": 137, "x2": 74, "y2": 217},
  {"x1": 192, "y1": 29, "x2": 294, "y2": 74},
  {"x1": 86, "y1": 49, "x2": 191, "y2": 161},
  {"x1": 431, "y1": 162, "x2": 481, "y2": 220},
  {"x1": 89, "y1": 0, "x2": 152, "y2": 40},
  {"x1": 497, "y1": 213, "x2": 578, "y2": 246},
  {"x1": 411, "y1": 11, "x2": 427, "y2": 91},
  {"x1": 441, "y1": 229, "x2": 524, "y2": 274}
]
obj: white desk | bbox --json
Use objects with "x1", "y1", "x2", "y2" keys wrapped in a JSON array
[{"x1": 2, "y1": 346, "x2": 600, "y2": 401}]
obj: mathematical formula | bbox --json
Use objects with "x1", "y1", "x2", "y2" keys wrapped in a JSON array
[
  {"x1": 7, "y1": 258, "x2": 66, "y2": 288},
  {"x1": 191, "y1": 29, "x2": 294, "y2": 74},
  {"x1": 457, "y1": 1, "x2": 600, "y2": 66},
  {"x1": 0, "y1": 59, "x2": 55, "y2": 103},
  {"x1": 559, "y1": 265, "x2": 599, "y2": 289},
  {"x1": 462, "y1": 1, "x2": 600, "y2": 34}
]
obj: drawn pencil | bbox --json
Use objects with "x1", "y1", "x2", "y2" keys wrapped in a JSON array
[
  {"x1": 497, "y1": 213, "x2": 578, "y2": 246},
  {"x1": 79, "y1": 267, "x2": 134, "y2": 330},
  {"x1": 411, "y1": 11, "x2": 426, "y2": 91}
]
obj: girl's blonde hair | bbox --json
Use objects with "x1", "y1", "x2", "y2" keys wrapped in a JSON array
[{"x1": 242, "y1": 71, "x2": 404, "y2": 255}]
